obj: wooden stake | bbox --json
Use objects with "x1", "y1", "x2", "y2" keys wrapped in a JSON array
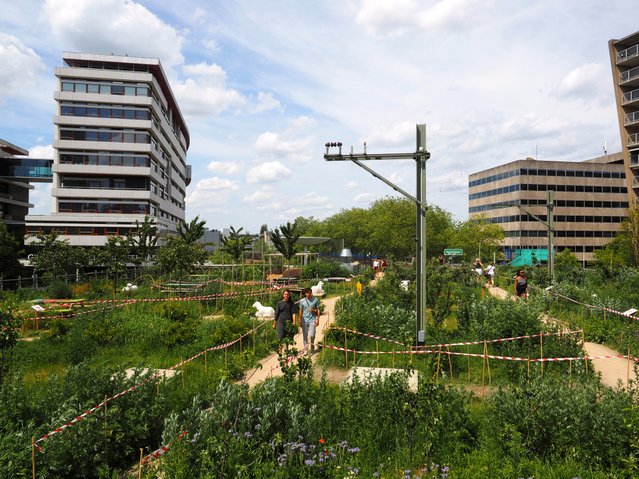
[
  {"x1": 392, "y1": 344, "x2": 395, "y2": 368},
  {"x1": 628, "y1": 347, "x2": 632, "y2": 389},
  {"x1": 344, "y1": 331, "x2": 348, "y2": 369},
  {"x1": 447, "y1": 346, "x2": 454, "y2": 381},
  {"x1": 32, "y1": 437, "x2": 36, "y2": 479},
  {"x1": 435, "y1": 346, "x2": 442, "y2": 383},
  {"x1": 376, "y1": 340, "x2": 379, "y2": 368},
  {"x1": 467, "y1": 345, "x2": 471, "y2": 382},
  {"x1": 485, "y1": 340, "x2": 491, "y2": 385},
  {"x1": 138, "y1": 448, "x2": 143, "y2": 479},
  {"x1": 205, "y1": 349, "x2": 208, "y2": 373},
  {"x1": 104, "y1": 395, "x2": 108, "y2": 438},
  {"x1": 181, "y1": 359, "x2": 185, "y2": 389},
  {"x1": 540, "y1": 332, "x2": 544, "y2": 376}
]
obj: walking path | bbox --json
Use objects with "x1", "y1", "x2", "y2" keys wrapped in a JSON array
[
  {"x1": 487, "y1": 285, "x2": 636, "y2": 388},
  {"x1": 241, "y1": 295, "x2": 340, "y2": 387}
]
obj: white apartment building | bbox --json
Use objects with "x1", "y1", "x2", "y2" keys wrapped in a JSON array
[{"x1": 26, "y1": 52, "x2": 191, "y2": 246}]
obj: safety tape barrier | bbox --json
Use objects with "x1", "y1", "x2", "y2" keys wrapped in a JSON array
[
  {"x1": 141, "y1": 431, "x2": 188, "y2": 465},
  {"x1": 33, "y1": 320, "x2": 269, "y2": 451},
  {"x1": 547, "y1": 289, "x2": 639, "y2": 321},
  {"x1": 24, "y1": 289, "x2": 277, "y2": 324},
  {"x1": 319, "y1": 342, "x2": 638, "y2": 363},
  {"x1": 328, "y1": 327, "x2": 583, "y2": 351}
]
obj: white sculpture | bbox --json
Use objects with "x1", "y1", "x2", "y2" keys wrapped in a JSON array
[
  {"x1": 252, "y1": 301, "x2": 275, "y2": 319},
  {"x1": 311, "y1": 280, "x2": 325, "y2": 296},
  {"x1": 400, "y1": 280, "x2": 410, "y2": 291}
]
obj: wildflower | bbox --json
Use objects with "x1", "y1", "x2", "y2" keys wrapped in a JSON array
[
  {"x1": 244, "y1": 431, "x2": 253, "y2": 439},
  {"x1": 319, "y1": 438, "x2": 325, "y2": 444},
  {"x1": 254, "y1": 424, "x2": 261, "y2": 430},
  {"x1": 277, "y1": 454, "x2": 287, "y2": 467},
  {"x1": 339, "y1": 440, "x2": 349, "y2": 448},
  {"x1": 305, "y1": 458, "x2": 315, "y2": 466},
  {"x1": 373, "y1": 473, "x2": 379, "y2": 478},
  {"x1": 347, "y1": 447, "x2": 360, "y2": 454}
]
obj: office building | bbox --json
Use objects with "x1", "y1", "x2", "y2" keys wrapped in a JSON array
[
  {"x1": 609, "y1": 30, "x2": 639, "y2": 204},
  {"x1": 0, "y1": 138, "x2": 52, "y2": 239},
  {"x1": 468, "y1": 154, "x2": 628, "y2": 264},
  {"x1": 26, "y1": 52, "x2": 191, "y2": 246}
]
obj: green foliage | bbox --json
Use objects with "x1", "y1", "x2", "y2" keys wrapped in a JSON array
[
  {"x1": 0, "y1": 307, "x2": 18, "y2": 383},
  {"x1": 129, "y1": 215, "x2": 158, "y2": 262},
  {"x1": 270, "y1": 221, "x2": 301, "y2": 266},
  {"x1": 300, "y1": 260, "x2": 349, "y2": 280},
  {"x1": 177, "y1": 215, "x2": 206, "y2": 245},
  {"x1": 47, "y1": 280, "x2": 73, "y2": 299},
  {"x1": 157, "y1": 302, "x2": 201, "y2": 348},
  {"x1": 29, "y1": 232, "x2": 90, "y2": 279},
  {"x1": 157, "y1": 237, "x2": 207, "y2": 279},
  {"x1": 0, "y1": 220, "x2": 22, "y2": 280},
  {"x1": 221, "y1": 226, "x2": 251, "y2": 263}
]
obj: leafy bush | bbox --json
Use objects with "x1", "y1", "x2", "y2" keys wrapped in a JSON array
[
  {"x1": 47, "y1": 280, "x2": 73, "y2": 299},
  {"x1": 300, "y1": 260, "x2": 350, "y2": 280}
]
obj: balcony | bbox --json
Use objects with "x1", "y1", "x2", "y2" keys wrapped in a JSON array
[
  {"x1": 617, "y1": 44, "x2": 639, "y2": 67},
  {"x1": 625, "y1": 111, "x2": 639, "y2": 127},
  {"x1": 629, "y1": 132, "x2": 639, "y2": 148},
  {"x1": 622, "y1": 88, "x2": 639, "y2": 106},
  {"x1": 620, "y1": 66, "x2": 639, "y2": 87}
]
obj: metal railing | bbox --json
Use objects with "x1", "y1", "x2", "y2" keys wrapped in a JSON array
[{"x1": 618, "y1": 44, "x2": 639, "y2": 62}]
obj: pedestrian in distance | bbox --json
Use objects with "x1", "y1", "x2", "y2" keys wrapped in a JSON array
[
  {"x1": 473, "y1": 258, "x2": 484, "y2": 280},
  {"x1": 273, "y1": 289, "x2": 297, "y2": 348},
  {"x1": 485, "y1": 261, "x2": 495, "y2": 287},
  {"x1": 514, "y1": 269, "x2": 528, "y2": 300},
  {"x1": 299, "y1": 287, "x2": 321, "y2": 353}
]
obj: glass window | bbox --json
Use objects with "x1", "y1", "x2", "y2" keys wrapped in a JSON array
[
  {"x1": 111, "y1": 131, "x2": 123, "y2": 142},
  {"x1": 135, "y1": 132, "x2": 149, "y2": 143},
  {"x1": 98, "y1": 131, "x2": 110, "y2": 142},
  {"x1": 61, "y1": 105, "x2": 74, "y2": 115},
  {"x1": 111, "y1": 85, "x2": 124, "y2": 95},
  {"x1": 584, "y1": 171, "x2": 593, "y2": 177},
  {"x1": 556, "y1": 170, "x2": 565, "y2": 176},
  {"x1": 124, "y1": 110, "x2": 135, "y2": 119},
  {"x1": 99, "y1": 108, "x2": 110, "y2": 118},
  {"x1": 125, "y1": 86, "x2": 136, "y2": 96},
  {"x1": 112, "y1": 109, "x2": 123, "y2": 118},
  {"x1": 137, "y1": 86, "x2": 149, "y2": 96},
  {"x1": 100, "y1": 85, "x2": 110, "y2": 94},
  {"x1": 86, "y1": 107, "x2": 98, "y2": 117},
  {"x1": 87, "y1": 83, "x2": 99, "y2": 93},
  {"x1": 62, "y1": 82, "x2": 74, "y2": 91},
  {"x1": 123, "y1": 132, "x2": 135, "y2": 143}
]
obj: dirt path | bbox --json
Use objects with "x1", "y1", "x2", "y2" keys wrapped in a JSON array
[
  {"x1": 241, "y1": 295, "x2": 341, "y2": 387},
  {"x1": 488, "y1": 285, "x2": 636, "y2": 388}
]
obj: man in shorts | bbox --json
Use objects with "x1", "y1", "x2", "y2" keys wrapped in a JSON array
[{"x1": 299, "y1": 288, "x2": 321, "y2": 353}]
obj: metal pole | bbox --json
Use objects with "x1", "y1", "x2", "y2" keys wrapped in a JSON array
[
  {"x1": 417, "y1": 124, "x2": 427, "y2": 345},
  {"x1": 547, "y1": 190, "x2": 555, "y2": 283}
]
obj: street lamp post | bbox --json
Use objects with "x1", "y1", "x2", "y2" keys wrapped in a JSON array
[{"x1": 324, "y1": 124, "x2": 430, "y2": 345}]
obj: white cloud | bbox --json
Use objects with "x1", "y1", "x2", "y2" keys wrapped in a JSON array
[
  {"x1": 429, "y1": 171, "x2": 467, "y2": 193},
  {"x1": 243, "y1": 186, "x2": 282, "y2": 210},
  {"x1": 353, "y1": 192, "x2": 375, "y2": 204},
  {"x1": 174, "y1": 62, "x2": 247, "y2": 117},
  {"x1": 185, "y1": 176, "x2": 238, "y2": 210},
  {"x1": 355, "y1": 0, "x2": 493, "y2": 37},
  {"x1": 246, "y1": 161, "x2": 292, "y2": 184},
  {"x1": 0, "y1": 33, "x2": 47, "y2": 103},
  {"x1": 255, "y1": 130, "x2": 315, "y2": 162},
  {"x1": 43, "y1": 0, "x2": 185, "y2": 68},
  {"x1": 557, "y1": 63, "x2": 607, "y2": 101},
  {"x1": 253, "y1": 92, "x2": 283, "y2": 113},
  {"x1": 28, "y1": 144, "x2": 54, "y2": 158},
  {"x1": 366, "y1": 121, "x2": 414, "y2": 148},
  {"x1": 207, "y1": 160, "x2": 241, "y2": 174},
  {"x1": 345, "y1": 181, "x2": 359, "y2": 188}
]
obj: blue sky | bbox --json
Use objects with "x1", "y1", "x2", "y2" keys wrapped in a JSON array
[{"x1": 1, "y1": 0, "x2": 637, "y2": 232}]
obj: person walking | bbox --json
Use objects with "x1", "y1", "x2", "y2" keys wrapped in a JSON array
[
  {"x1": 273, "y1": 289, "x2": 297, "y2": 348},
  {"x1": 485, "y1": 262, "x2": 495, "y2": 287},
  {"x1": 514, "y1": 270, "x2": 528, "y2": 300},
  {"x1": 473, "y1": 258, "x2": 484, "y2": 280},
  {"x1": 299, "y1": 287, "x2": 321, "y2": 353}
]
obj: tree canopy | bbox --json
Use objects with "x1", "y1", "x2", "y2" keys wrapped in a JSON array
[{"x1": 270, "y1": 221, "x2": 301, "y2": 266}]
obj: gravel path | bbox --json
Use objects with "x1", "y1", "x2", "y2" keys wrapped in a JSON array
[
  {"x1": 488, "y1": 285, "x2": 636, "y2": 388},
  {"x1": 241, "y1": 295, "x2": 341, "y2": 387}
]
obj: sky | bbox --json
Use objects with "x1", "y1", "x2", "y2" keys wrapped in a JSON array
[{"x1": 1, "y1": 0, "x2": 637, "y2": 233}]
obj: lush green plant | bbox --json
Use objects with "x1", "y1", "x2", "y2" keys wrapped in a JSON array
[
  {"x1": 300, "y1": 260, "x2": 349, "y2": 280},
  {"x1": 0, "y1": 307, "x2": 18, "y2": 383},
  {"x1": 47, "y1": 280, "x2": 73, "y2": 299}
]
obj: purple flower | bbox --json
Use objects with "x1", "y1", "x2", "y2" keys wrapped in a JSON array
[
  {"x1": 305, "y1": 459, "x2": 315, "y2": 466},
  {"x1": 347, "y1": 447, "x2": 360, "y2": 454}
]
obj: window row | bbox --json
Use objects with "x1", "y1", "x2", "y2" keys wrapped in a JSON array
[
  {"x1": 61, "y1": 80, "x2": 150, "y2": 97},
  {"x1": 470, "y1": 183, "x2": 627, "y2": 200},
  {"x1": 469, "y1": 167, "x2": 625, "y2": 187},
  {"x1": 61, "y1": 103, "x2": 151, "y2": 120},
  {"x1": 59, "y1": 152, "x2": 149, "y2": 167},
  {"x1": 505, "y1": 230, "x2": 617, "y2": 238},
  {"x1": 26, "y1": 226, "x2": 135, "y2": 236},
  {"x1": 59, "y1": 176, "x2": 149, "y2": 191},
  {"x1": 488, "y1": 215, "x2": 625, "y2": 224},
  {"x1": 60, "y1": 129, "x2": 150, "y2": 144},
  {"x1": 470, "y1": 199, "x2": 630, "y2": 213},
  {"x1": 58, "y1": 202, "x2": 149, "y2": 214}
]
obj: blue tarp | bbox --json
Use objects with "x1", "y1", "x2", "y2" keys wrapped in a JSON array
[{"x1": 509, "y1": 248, "x2": 548, "y2": 267}]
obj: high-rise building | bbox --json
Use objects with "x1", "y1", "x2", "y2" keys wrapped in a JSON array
[
  {"x1": 26, "y1": 52, "x2": 191, "y2": 246},
  {"x1": 1, "y1": 138, "x2": 52, "y2": 239},
  {"x1": 468, "y1": 154, "x2": 628, "y2": 264},
  {"x1": 609, "y1": 30, "x2": 639, "y2": 204}
]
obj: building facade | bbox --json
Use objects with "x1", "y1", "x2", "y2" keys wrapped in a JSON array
[
  {"x1": 468, "y1": 154, "x2": 628, "y2": 264},
  {"x1": 26, "y1": 52, "x2": 190, "y2": 246},
  {"x1": 609, "y1": 30, "x2": 639, "y2": 205},
  {"x1": 1, "y1": 138, "x2": 52, "y2": 239}
]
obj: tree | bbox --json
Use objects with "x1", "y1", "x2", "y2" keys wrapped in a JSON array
[
  {"x1": 0, "y1": 307, "x2": 18, "y2": 383},
  {"x1": 29, "y1": 231, "x2": 89, "y2": 279},
  {"x1": 156, "y1": 237, "x2": 207, "y2": 286},
  {"x1": 270, "y1": 221, "x2": 301, "y2": 267},
  {"x1": 177, "y1": 215, "x2": 206, "y2": 245},
  {"x1": 620, "y1": 202, "x2": 639, "y2": 267},
  {"x1": 0, "y1": 220, "x2": 22, "y2": 279},
  {"x1": 97, "y1": 236, "x2": 132, "y2": 295},
  {"x1": 129, "y1": 215, "x2": 158, "y2": 262},
  {"x1": 451, "y1": 216, "x2": 505, "y2": 263},
  {"x1": 221, "y1": 226, "x2": 251, "y2": 263}
]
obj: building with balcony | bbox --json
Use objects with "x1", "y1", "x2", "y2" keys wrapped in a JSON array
[
  {"x1": 0, "y1": 138, "x2": 52, "y2": 239},
  {"x1": 609, "y1": 30, "x2": 639, "y2": 204},
  {"x1": 26, "y1": 52, "x2": 191, "y2": 246},
  {"x1": 468, "y1": 154, "x2": 627, "y2": 264}
]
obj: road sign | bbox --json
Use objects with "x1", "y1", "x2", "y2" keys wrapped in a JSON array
[{"x1": 444, "y1": 248, "x2": 463, "y2": 256}]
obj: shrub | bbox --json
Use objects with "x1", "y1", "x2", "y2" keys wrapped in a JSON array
[
  {"x1": 47, "y1": 280, "x2": 73, "y2": 299},
  {"x1": 300, "y1": 260, "x2": 350, "y2": 280}
]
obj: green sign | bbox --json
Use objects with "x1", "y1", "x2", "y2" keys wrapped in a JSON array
[{"x1": 444, "y1": 248, "x2": 463, "y2": 256}]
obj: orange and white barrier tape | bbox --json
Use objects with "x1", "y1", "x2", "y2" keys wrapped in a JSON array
[{"x1": 141, "y1": 431, "x2": 188, "y2": 465}]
